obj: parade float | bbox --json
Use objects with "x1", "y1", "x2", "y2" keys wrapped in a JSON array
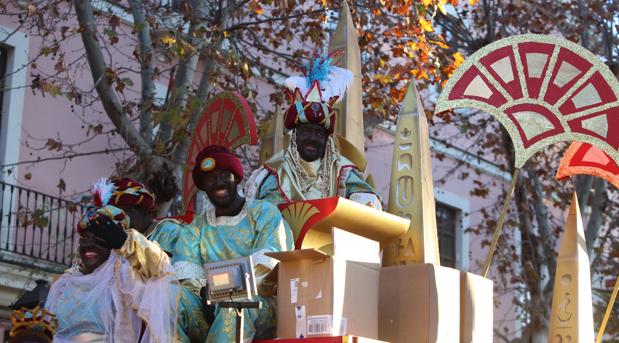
[
  {"x1": 177, "y1": 3, "x2": 619, "y2": 342},
  {"x1": 8, "y1": 2, "x2": 618, "y2": 342}
]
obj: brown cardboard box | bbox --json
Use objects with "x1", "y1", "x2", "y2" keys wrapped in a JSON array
[
  {"x1": 267, "y1": 249, "x2": 380, "y2": 339},
  {"x1": 460, "y1": 272, "x2": 493, "y2": 343},
  {"x1": 378, "y1": 263, "x2": 460, "y2": 343}
]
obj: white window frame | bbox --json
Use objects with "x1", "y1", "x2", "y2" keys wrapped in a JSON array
[
  {"x1": 434, "y1": 188, "x2": 470, "y2": 270},
  {"x1": 0, "y1": 26, "x2": 28, "y2": 184}
]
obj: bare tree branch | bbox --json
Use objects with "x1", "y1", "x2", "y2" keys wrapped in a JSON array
[
  {"x1": 73, "y1": 0, "x2": 151, "y2": 155},
  {"x1": 158, "y1": 0, "x2": 212, "y2": 143},
  {"x1": 0, "y1": 148, "x2": 128, "y2": 169},
  {"x1": 585, "y1": 178, "x2": 607, "y2": 255},
  {"x1": 128, "y1": 0, "x2": 155, "y2": 145},
  {"x1": 226, "y1": 8, "x2": 333, "y2": 31},
  {"x1": 173, "y1": 2, "x2": 230, "y2": 168}
]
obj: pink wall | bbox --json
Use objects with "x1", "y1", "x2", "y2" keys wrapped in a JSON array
[{"x1": 0, "y1": 9, "x2": 170, "y2": 200}]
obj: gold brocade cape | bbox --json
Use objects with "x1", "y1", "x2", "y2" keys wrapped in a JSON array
[{"x1": 262, "y1": 149, "x2": 360, "y2": 202}]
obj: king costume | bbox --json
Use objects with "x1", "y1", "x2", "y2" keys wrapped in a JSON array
[
  {"x1": 173, "y1": 146, "x2": 294, "y2": 343},
  {"x1": 45, "y1": 179, "x2": 178, "y2": 343},
  {"x1": 109, "y1": 178, "x2": 209, "y2": 343},
  {"x1": 246, "y1": 52, "x2": 382, "y2": 209}
]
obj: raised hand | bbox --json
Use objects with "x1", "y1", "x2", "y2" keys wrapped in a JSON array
[{"x1": 87, "y1": 215, "x2": 128, "y2": 249}]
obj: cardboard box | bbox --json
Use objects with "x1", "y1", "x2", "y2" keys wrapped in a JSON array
[
  {"x1": 378, "y1": 263, "x2": 460, "y2": 343},
  {"x1": 268, "y1": 249, "x2": 380, "y2": 339},
  {"x1": 460, "y1": 272, "x2": 493, "y2": 343},
  {"x1": 254, "y1": 335, "x2": 388, "y2": 343},
  {"x1": 268, "y1": 229, "x2": 381, "y2": 339}
]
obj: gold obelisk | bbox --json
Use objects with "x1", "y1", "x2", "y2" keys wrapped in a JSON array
[
  {"x1": 548, "y1": 193, "x2": 594, "y2": 342},
  {"x1": 328, "y1": 1, "x2": 366, "y2": 170},
  {"x1": 383, "y1": 81, "x2": 440, "y2": 266},
  {"x1": 259, "y1": 108, "x2": 285, "y2": 163}
]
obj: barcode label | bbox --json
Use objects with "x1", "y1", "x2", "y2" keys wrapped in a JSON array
[
  {"x1": 307, "y1": 315, "x2": 332, "y2": 335},
  {"x1": 306, "y1": 315, "x2": 347, "y2": 335}
]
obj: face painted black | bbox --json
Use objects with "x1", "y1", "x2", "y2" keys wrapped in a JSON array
[
  {"x1": 295, "y1": 123, "x2": 328, "y2": 162},
  {"x1": 200, "y1": 169, "x2": 242, "y2": 212},
  {"x1": 78, "y1": 230, "x2": 111, "y2": 274}
]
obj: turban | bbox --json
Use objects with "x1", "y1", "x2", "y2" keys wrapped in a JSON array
[
  {"x1": 109, "y1": 178, "x2": 156, "y2": 211},
  {"x1": 282, "y1": 50, "x2": 352, "y2": 135},
  {"x1": 77, "y1": 178, "x2": 130, "y2": 234},
  {"x1": 192, "y1": 145, "x2": 244, "y2": 188},
  {"x1": 283, "y1": 95, "x2": 337, "y2": 135}
]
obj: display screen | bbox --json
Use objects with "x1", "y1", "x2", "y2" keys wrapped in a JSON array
[{"x1": 212, "y1": 272, "x2": 232, "y2": 287}]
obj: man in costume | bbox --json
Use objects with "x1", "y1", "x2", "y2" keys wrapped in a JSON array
[
  {"x1": 109, "y1": 178, "x2": 209, "y2": 343},
  {"x1": 174, "y1": 145, "x2": 294, "y2": 342},
  {"x1": 246, "y1": 53, "x2": 381, "y2": 209},
  {"x1": 45, "y1": 179, "x2": 178, "y2": 343}
]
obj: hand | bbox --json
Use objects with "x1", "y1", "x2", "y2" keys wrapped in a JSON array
[{"x1": 87, "y1": 215, "x2": 128, "y2": 250}]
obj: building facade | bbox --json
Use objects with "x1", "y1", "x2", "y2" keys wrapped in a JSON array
[{"x1": 0, "y1": 1, "x2": 529, "y2": 340}]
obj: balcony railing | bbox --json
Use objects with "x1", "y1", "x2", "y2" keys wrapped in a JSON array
[{"x1": 0, "y1": 181, "x2": 85, "y2": 272}]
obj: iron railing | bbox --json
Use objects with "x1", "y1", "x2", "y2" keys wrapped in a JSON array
[{"x1": 0, "y1": 181, "x2": 85, "y2": 270}]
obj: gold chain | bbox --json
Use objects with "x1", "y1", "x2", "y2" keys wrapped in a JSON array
[{"x1": 288, "y1": 131, "x2": 336, "y2": 198}]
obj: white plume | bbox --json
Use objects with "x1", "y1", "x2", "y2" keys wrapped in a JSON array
[
  {"x1": 91, "y1": 177, "x2": 115, "y2": 207},
  {"x1": 284, "y1": 66, "x2": 353, "y2": 103}
]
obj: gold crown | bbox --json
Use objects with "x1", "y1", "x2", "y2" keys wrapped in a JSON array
[{"x1": 9, "y1": 305, "x2": 58, "y2": 339}]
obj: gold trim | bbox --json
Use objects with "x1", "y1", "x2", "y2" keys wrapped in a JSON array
[{"x1": 436, "y1": 34, "x2": 619, "y2": 169}]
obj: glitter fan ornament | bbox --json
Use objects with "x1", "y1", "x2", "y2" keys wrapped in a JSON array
[
  {"x1": 556, "y1": 142, "x2": 619, "y2": 189},
  {"x1": 435, "y1": 34, "x2": 619, "y2": 277}
]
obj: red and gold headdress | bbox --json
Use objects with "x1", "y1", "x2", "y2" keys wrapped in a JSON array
[
  {"x1": 110, "y1": 178, "x2": 157, "y2": 211},
  {"x1": 77, "y1": 178, "x2": 129, "y2": 234},
  {"x1": 283, "y1": 50, "x2": 353, "y2": 135}
]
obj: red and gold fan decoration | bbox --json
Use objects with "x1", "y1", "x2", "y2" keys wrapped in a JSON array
[
  {"x1": 435, "y1": 34, "x2": 619, "y2": 168},
  {"x1": 181, "y1": 91, "x2": 258, "y2": 214},
  {"x1": 435, "y1": 34, "x2": 619, "y2": 277},
  {"x1": 556, "y1": 142, "x2": 619, "y2": 189}
]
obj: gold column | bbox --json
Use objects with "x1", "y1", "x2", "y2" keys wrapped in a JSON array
[
  {"x1": 328, "y1": 1, "x2": 366, "y2": 170},
  {"x1": 548, "y1": 193, "x2": 594, "y2": 342},
  {"x1": 259, "y1": 108, "x2": 285, "y2": 163},
  {"x1": 383, "y1": 81, "x2": 440, "y2": 266}
]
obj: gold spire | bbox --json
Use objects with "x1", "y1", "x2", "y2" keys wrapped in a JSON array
[
  {"x1": 383, "y1": 80, "x2": 440, "y2": 266},
  {"x1": 548, "y1": 193, "x2": 594, "y2": 342},
  {"x1": 328, "y1": 1, "x2": 366, "y2": 170},
  {"x1": 259, "y1": 108, "x2": 285, "y2": 163}
]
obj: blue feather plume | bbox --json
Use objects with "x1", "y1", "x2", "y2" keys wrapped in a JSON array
[{"x1": 304, "y1": 54, "x2": 334, "y2": 88}]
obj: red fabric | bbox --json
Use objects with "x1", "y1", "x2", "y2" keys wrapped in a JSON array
[
  {"x1": 284, "y1": 101, "x2": 336, "y2": 135},
  {"x1": 158, "y1": 210, "x2": 195, "y2": 225},
  {"x1": 110, "y1": 178, "x2": 157, "y2": 211},
  {"x1": 192, "y1": 145, "x2": 244, "y2": 187}
]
